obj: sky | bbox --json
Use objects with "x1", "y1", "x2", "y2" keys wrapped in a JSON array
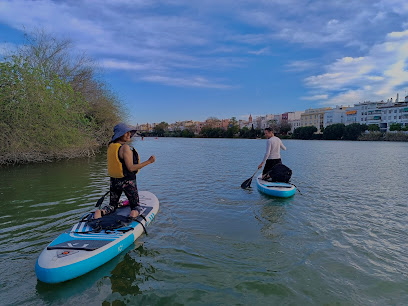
[{"x1": 1, "y1": 0, "x2": 408, "y2": 124}]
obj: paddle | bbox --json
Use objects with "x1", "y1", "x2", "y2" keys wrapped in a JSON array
[{"x1": 241, "y1": 169, "x2": 260, "y2": 189}]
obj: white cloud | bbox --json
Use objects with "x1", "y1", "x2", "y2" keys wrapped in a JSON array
[
  {"x1": 248, "y1": 47, "x2": 270, "y2": 55},
  {"x1": 141, "y1": 75, "x2": 233, "y2": 89},
  {"x1": 99, "y1": 59, "x2": 152, "y2": 71},
  {"x1": 285, "y1": 60, "x2": 316, "y2": 72},
  {"x1": 303, "y1": 29, "x2": 408, "y2": 105},
  {"x1": 301, "y1": 95, "x2": 328, "y2": 101}
]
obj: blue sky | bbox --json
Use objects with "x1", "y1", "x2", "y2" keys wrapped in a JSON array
[{"x1": 1, "y1": 0, "x2": 408, "y2": 124}]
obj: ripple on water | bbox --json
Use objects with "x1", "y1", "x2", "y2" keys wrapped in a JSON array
[{"x1": 1, "y1": 139, "x2": 408, "y2": 305}]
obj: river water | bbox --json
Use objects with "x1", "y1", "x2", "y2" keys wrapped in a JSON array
[{"x1": 0, "y1": 138, "x2": 407, "y2": 305}]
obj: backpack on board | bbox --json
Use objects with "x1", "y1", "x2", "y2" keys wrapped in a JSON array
[{"x1": 266, "y1": 163, "x2": 292, "y2": 183}]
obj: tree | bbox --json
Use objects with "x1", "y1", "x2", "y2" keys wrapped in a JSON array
[
  {"x1": 204, "y1": 117, "x2": 220, "y2": 128},
  {"x1": 267, "y1": 120, "x2": 279, "y2": 133},
  {"x1": 153, "y1": 121, "x2": 168, "y2": 136},
  {"x1": 239, "y1": 127, "x2": 250, "y2": 138},
  {"x1": 279, "y1": 121, "x2": 292, "y2": 135},
  {"x1": 226, "y1": 116, "x2": 239, "y2": 137},
  {"x1": 0, "y1": 30, "x2": 123, "y2": 164},
  {"x1": 200, "y1": 127, "x2": 225, "y2": 138},
  {"x1": 323, "y1": 123, "x2": 345, "y2": 140},
  {"x1": 368, "y1": 124, "x2": 380, "y2": 132},
  {"x1": 389, "y1": 123, "x2": 402, "y2": 131},
  {"x1": 14, "y1": 29, "x2": 121, "y2": 146},
  {"x1": 181, "y1": 129, "x2": 195, "y2": 138},
  {"x1": 292, "y1": 126, "x2": 317, "y2": 140},
  {"x1": 343, "y1": 123, "x2": 366, "y2": 140}
]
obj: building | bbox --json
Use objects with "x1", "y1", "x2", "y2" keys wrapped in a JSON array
[
  {"x1": 351, "y1": 101, "x2": 387, "y2": 126},
  {"x1": 345, "y1": 109, "x2": 358, "y2": 125},
  {"x1": 323, "y1": 106, "x2": 349, "y2": 127},
  {"x1": 290, "y1": 119, "x2": 302, "y2": 133},
  {"x1": 136, "y1": 123, "x2": 152, "y2": 132},
  {"x1": 254, "y1": 114, "x2": 281, "y2": 129},
  {"x1": 300, "y1": 107, "x2": 332, "y2": 132},
  {"x1": 282, "y1": 111, "x2": 304, "y2": 133},
  {"x1": 239, "y1": 115, "x2": 253, "y2": 129},
  {"x1": 378, "y1": 99, "x2": 408, "y2": 132}
]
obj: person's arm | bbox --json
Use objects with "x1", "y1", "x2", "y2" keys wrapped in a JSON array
[
  {"x1": 258, "y1": 139, "x2": 272, "y2": 169},
  {"x1": 280, "y1": 139, "x2": 286, "y2": 151},
  {"x1": 122, "y1": 145, "x2": 155, "y2": 172}
]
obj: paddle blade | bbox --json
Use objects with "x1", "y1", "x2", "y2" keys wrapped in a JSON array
[{"x1": 241, "y1": 177, "x2": 253, "y2": 189}]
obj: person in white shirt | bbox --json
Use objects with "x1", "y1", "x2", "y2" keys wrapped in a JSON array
[{"x1": 258, "y1": 128, "x2": 287, "y2": 179}]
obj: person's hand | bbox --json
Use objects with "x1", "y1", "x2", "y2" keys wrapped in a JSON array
[
  {"x1": 148, "y1": 155, "x2": 156, "y2": 164},
  {"x1": 258, "y1": 163, "x2": 263, "y2": 169}
]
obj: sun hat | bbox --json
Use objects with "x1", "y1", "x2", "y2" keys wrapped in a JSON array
[{"x1": 111, "y1": 123, "x2": 137, "y2": 142}]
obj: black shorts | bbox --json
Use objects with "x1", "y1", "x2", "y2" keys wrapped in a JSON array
[{"x1": 262, "y1": 159, "x2": 282, "y2": 175}]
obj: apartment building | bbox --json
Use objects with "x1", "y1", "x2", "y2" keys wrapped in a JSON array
[
  {"x1": 323, "y1": 106, "x2": 348, "y2": 128},
  {"x1": 300, "y1": 107, "x2": 332, "y2": 132}
]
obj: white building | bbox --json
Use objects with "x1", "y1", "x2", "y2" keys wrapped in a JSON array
[
  {"x1": 290, "y1": 119, "x2": 301, "y2": 133},
  {"x1": 379, "y1": 99, "x2": 408, "y2": 131},
  {"x1": 323, "y1": 106, "x2": 348, "y2": 127},
  {"x1": 352, "y1": 101, "x2": 386, "y2": 125},
  {"x1": 239, "y1": 114, "x2": 253, "y2": 129},
  {"x1": 254, "y1": 114, "x2": 281, "y2": 129},
  {"x1": 282, "y1": 111, "x2": 303, "y2": 133},
  {"x1": 345, "y1": 108, "x2": 358, "y2": 125}
]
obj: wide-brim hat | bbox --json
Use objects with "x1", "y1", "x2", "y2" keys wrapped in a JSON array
[{"x1": 111, "y1": 123, "x2": 137, "y2": 142}]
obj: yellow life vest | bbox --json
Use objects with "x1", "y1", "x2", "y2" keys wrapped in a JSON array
[{"x1": 107, "y1": 143, "x2": 140, "y2": 178}]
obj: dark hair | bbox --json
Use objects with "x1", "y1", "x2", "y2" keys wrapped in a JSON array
[{"x1": 264, "y1": 127, "x2": 274, "y2": 133}]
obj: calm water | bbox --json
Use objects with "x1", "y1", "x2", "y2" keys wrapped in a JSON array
[{"x1": 1, "y1": 138, "x2": 407, "y2": 305}]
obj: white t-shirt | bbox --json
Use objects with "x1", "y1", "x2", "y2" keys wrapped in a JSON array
[{"x1": 262, "y1": 136, "x2": 286, "y2": 163}]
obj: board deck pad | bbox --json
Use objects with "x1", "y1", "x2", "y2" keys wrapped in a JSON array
[{"x1": 47, "y1": 239, "x2": 111, "y2": 251}]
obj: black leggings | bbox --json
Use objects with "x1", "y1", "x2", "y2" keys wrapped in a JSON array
[
  {"x1": 262, "y1": 159, "x2": 282, "y2": 175},
  {"x1": 109, "y1": 177, "x2": 140, "y2": 211}
]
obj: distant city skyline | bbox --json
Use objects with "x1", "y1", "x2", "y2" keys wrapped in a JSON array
[{"x1": 1, "y1": 1, "x2": 408, "y2": 123}]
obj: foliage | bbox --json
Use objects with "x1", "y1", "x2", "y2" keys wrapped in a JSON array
[
  {"x1": 292, "y1": 126, "x2": 317, "y2": 140},
  {"x1": 199, "y1": 127, "x2": 226, "y2": 138},
  {"x1": 279, "y1": 121, "x2": 292, "y2": 135},
  {"x1": 343, "y1": 123, "x2": 367, "y2": 140},
  {"x1": 368, "y1": 124, "x2": 380, "y2": 132},
  {"x1": 389, "y1": 123, "x2": 402, "y2": 131},
  {"x1": 226, "y1": 116, "x2": 239, "y2": 138},
  {"x1": 153, "y1": 121, "x2": 169, "y2": 136},
  {"x1": 383, "y1": 131, "x2": 408, "y2": 141},
  {"x1": 0, "y1": 30, "x2": 122, "y2": 164},
  {"x1": 323, "y1": 123, "x2": 345, "y2": 140},
  {"x1": 358, "y1": 131, "x2": 383, "y2": 141},
  {"x1": 239, "y1": 127, "x2": 262, "y2": 138},
  {"x1": 181, "y1": 129, "x2": 195, "y2": 138}
]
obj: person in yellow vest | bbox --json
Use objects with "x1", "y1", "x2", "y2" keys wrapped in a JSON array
[{"x1": 94, "y1": 123, "x2": 155, "y2": 219}]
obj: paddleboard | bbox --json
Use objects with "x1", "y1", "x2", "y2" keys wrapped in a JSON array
[
  {"x1": 35, "y1": 191, "x2": 159, "y2": 284},
  {"x1": 256, "y1": 174, "x2": 296, "y2": 198}
]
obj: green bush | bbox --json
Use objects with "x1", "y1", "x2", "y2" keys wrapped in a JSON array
[
  {"x1": 389, "y1": 123, "x2": 402, "y2": 131},
  {"x1": 0, "y1": 32, "x2": 122, "y2": 164},
  {"x1": 323, "y1": 123, "x2": 345, "y2": 140},
  {"x1": 343, "y1": 123, "x2": 367, "y2": 140},
  {"x1": 292, "y1": 126, "x2": 318, "y2": 140}
]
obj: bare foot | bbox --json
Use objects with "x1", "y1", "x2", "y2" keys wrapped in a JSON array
[
  {"x1": 94, "y1": 209, "x2": 102, "y2": 219},
  {"x1": 129, "y1": 209, "x2": 139, "y2": 219}
]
